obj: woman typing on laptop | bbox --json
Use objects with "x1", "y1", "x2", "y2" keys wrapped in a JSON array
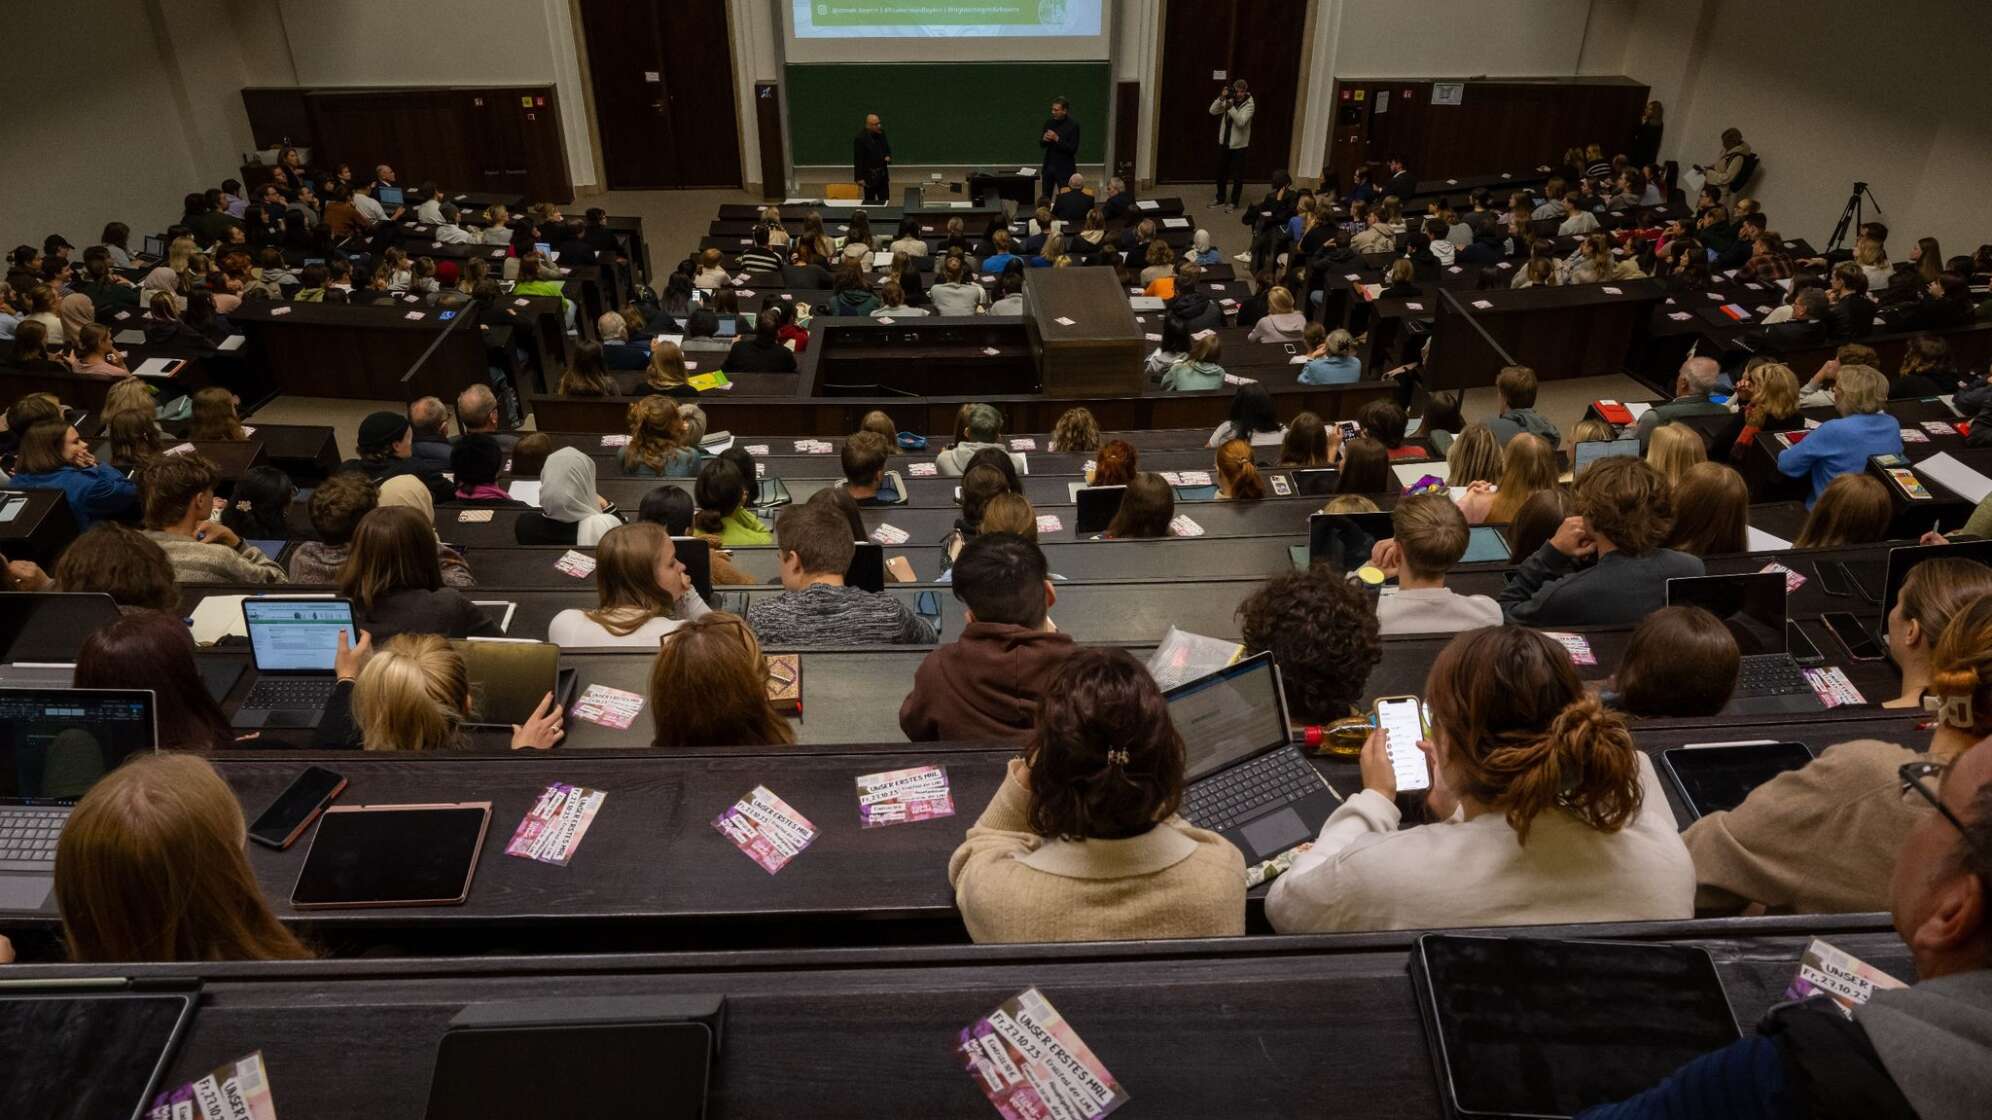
[
  {"x1": 948, "y1": 648, "x2": 1245, "y2": 943},
  {"x1": 1266, "y1": 627, "x2": 1695, "y2": 933}
]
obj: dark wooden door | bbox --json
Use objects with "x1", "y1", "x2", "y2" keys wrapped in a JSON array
[
  {"x1": 579, "y1": 0, "x2": 740, "y2": 189},
  {"x1": 1154, "y1": 1, "x2": 1309, "y2": 185},
  {"x1": 657, "y1": 0, "x2": 742, "y2": 188}
]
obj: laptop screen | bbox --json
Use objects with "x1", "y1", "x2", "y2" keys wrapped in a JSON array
[
  {"x1": 1309, "y1": 512, "x2": 1394, "y2": 571},
  {"x1": 0, "y1": 688, "x2": 156, "y2": 802},
  {"x1": 1665, "y1": 572, "x2": 1787, "y2": 656},
  {"x1": 377, "y1": 185, "x2": 404, "y2": 207},
  {"x1": 1461, "y1": 525, "x2": 1511, "y2": 564},
  {"x1": 0, "y1": 593, "x2": 125, "y2": 664},
  {"x1": 1166, "y1": 653, "x2": 1290, "y2": 782},
  {"x1": 1074, "y1": 485, "x2": 1126, "y2": 534},
  {"x1": 142, "y1": 234, "x2": 167, "y2": 258},
  {"x1": 1574, "y1": 438, "x2": 1640, "y2": 477},
  {"x1": 244, "y1": 599, "x2": 354, "y2": 672}
]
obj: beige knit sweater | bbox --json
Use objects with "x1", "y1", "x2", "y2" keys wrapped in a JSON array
[
  {"x1": 947, "y1": 758, "x2": 1247, "y2": 944},
  {"x1": 1683, "y1": 738, "x2": 1923, "y2": 915}
]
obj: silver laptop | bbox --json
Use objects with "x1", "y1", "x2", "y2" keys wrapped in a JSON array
[
  {"x1": 1168, "y1": 653, "x2": 1340, "y2": 862},
  {"x1": 0, "y1": 688, "x2": 157, "y2": 910}
]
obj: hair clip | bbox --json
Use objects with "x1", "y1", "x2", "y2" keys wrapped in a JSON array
[
  {"x1": 1923, "y1": 691, "x2": 1975, "y2": 729},
  {"x1": 1106, "y1": 749, "x2": 1131, "y2": 766}
]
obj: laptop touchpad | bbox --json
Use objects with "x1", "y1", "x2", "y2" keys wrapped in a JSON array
[
  {"x1": 0, "y1": 874, "x2": 54, "y2": 912},
  {"x1": 1240, "y1": 808, "x2": 1310, "y2": 861}
]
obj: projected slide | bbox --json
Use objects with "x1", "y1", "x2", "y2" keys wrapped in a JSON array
[{"x1": 792, "y1": 0, "x2": 1102, "y2": 39}]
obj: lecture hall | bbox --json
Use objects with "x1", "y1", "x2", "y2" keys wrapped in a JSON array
[{"x1": 4, "y1": 0, "x2": 1991, "y2": 1116}]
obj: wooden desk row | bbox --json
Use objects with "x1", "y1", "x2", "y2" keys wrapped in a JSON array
[
  {"x1": 12, "y1": 918, "x2": 1909, "y2": 1118},
  {"x1": 0, "y1": 707, "x2": 1921, "y2": 948}
]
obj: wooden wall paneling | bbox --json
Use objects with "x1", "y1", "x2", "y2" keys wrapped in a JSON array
[
  {"x1": 754, "y1": 81, "x2": 786, "y2": 198},
  {"x1": 1153, "y1": 2, "x2": 1232, "y2": 183},
  {"x1": 577, "y1": 0, "x2": 673, "y2": 189},
  {"x1": 1112, "y1": 80, "x2": 1139, "y2": 183},
  {"x1": 1228, "y1": 1, "x2": 1308, "y2": 181},
  {"x1": 657, "y1": 0, "x2": 743, "y2": 188}
]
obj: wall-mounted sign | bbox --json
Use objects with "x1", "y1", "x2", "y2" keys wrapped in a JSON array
[{"x1": 1433, "y1": 82, "x2": 1465, "y2": 106}]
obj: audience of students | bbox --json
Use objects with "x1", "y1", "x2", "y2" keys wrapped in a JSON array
[
  {"x1": 334, "y1": 632, "x2": 562, "y2": 752},
  {"x1": 8, "y1": 419, "x2": 139, "y2": 529},
  {"x1": 138, "y1": 454, "x2": 286, "y2": 584},
  {"x1": 1370, "y1": 494, "x2": 1504, "y2": 634},
  {"x1": 547, "y1": 522, "x2": 710, "y2": 648},
  {"x1": 1501, "y1": 457, "x2": 1704, "y2": 626},
  {"x1": 340, "y1": 506, "x2": 499, "y2": 641},
  {"x1": 901, "y1": 534, "x2": 1075, "y2": 743}
]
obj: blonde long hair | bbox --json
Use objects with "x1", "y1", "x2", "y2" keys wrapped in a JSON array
[
  {"x1": 352, "y1": 633, "x2": 472, "y2": 752},
  {"x1": 55, "y1": 753, "x2": 311, "y2": 962},
  {"x1": 585, "y1": 522, "x2": 676, "y2": 636}
]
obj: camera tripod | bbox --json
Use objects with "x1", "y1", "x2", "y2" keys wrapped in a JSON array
[{"x1": 1827, "y1": 181, "x2": 1883, "y2": 253}]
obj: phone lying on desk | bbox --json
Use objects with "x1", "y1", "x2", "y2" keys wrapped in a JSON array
[
  {"x1": 1372, "y1": 695, "x2": 1431, "y2": 792},
  {"x1": 1814, "y1": 559, "x2": 1850, "y2": 597},
  {"x1": 248, "y1": 765, "x2": 347, "y2": 850},
  {"x1": 1822, "y1": 611, "x2": 1886, "y2": 661},
  {"x1": 1787, "y1": 620, "x2": 1824, "y2": 665}
]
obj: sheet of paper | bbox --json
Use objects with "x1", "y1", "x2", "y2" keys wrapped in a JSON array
[
  {"x1": 457, "y1": 509, "x2": 494, "y2": 523},
  {"x1": 506, "y1": 480, "x2": 541, "y2": 506},
  {"x1": 1915, "y1": 452, "x2": 1992, "y2": 504},
  {"x1": 217, "y1": 334, "x2": 246, "y2": 352},
  {"x1": 554, "y1": 549, "x2": 596, "y2": 578},
  {"x1": 599, "y1": 434, "x2": 630, "y2": 447},
  {"x1": 132, "y1": 357, "x2": 183, "y2": 379},
  {"x1": 1542, "y1": 631, "x2": 1598, "y2": 667},
  {"x1": 907, "y1": 462, "x2": 939, "y2": 477},
  {"x1": 571, "y1": 684, "x2": 643, "y2": 730},
  {"x1": 855, "y1": 765, "x2": 955, "y2": 828},
  {"x1": 1053, "y1": 316, "x2": 1076, "y2": 326},
  {"x1": 1162, "y1": 217, "x2": 1190, "y2": 229},
  {"x1": 959, "y1": 988, "x2": 1129, "y2": 1120},
  {"x1": 1786, "y1": 938, "x2": 1907, "y2": 1017},
  {"x1": 1804, "y1": 666, "x2": 1868, "y2": 710},
  {"x1": 1134, "y1": 199, "x2": 1159, "y2": 210},
  {"x1": 1035, "y1": 514, "x2": 1063, "y2": 535},
  {"x1": 1625, "y1": 402, "x2": 1653, "y2": 422},
  {"x1": 148, "y1": 1051, "x2": 275, "y2": 1120},
  {"x1": 506, "y1": 782, "x2": 606, "y2": 866},
  {"x1": 713, "y1": 785, "x2": 817, "y2": 874},
  {"x1": 1168, "y1": 514, "x2": 1204, "y2": 537},
  {"x1": 1745, "y1": 526, "x2": 1792, "y2": 552},
  {"x1": 871, "y1": 523, "x2": 910, "y2": 545},
  {"x1": 1761, "y1": 561, "x2": 1806, "y2": 594},
  {"x1": 1009, "y1": 437, "x2": 1037, "y2": 451}
]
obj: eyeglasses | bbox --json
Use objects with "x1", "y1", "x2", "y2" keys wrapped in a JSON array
[{"x1": 1900, "y1": 761, "x2": 1976, "y2": 843}]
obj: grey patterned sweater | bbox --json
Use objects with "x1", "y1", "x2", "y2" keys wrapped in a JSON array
[{"x1": 746, "y1": 582, "x2": 938, "y2": 646}]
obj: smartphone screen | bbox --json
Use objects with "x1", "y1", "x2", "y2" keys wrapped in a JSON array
[
  {"x1": 1786, "y1": 620, "x2": 1823, "y2": 664},
  {"x1": 248, "y1": 766, "x2": 347, "y2": 849},
  {"x1": 1822, "y1": 612, "x2": 1886, "y2": 661},
  {"x1": 1373, "y1": 696, "x2": 1432, "y2": 792},
  {"x1": 1270, "y1": 474, "x2": 1293, "y2": 497}
]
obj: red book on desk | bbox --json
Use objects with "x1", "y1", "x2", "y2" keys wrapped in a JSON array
[
  {"x1": 1593, "y1": 400, "x2": 1634, "y2": 425},
  {"x1": 1719, "y1": 303, "x2": 1752, "y2": 321}
]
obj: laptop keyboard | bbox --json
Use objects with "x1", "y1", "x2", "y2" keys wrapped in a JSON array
[
  {"x1": 1183, "y1": 747, "x2": 1325, "y2": 832},
  {"x1": 1735, "y1": 654, "x2": 1808, "y2": 699},
  {"x1": 243, "y1": 678, "x2": 337, "y2": 711},
  {"x1": 0, "y1": 806, "x2": 68, "y2": 869}
]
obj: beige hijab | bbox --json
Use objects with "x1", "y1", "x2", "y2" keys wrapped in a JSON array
[
  {"x1": 376, "y1": 474, "x2": 435, "y2": 526},
  {"x1": 58, "y1": 293, "x2": 95, "y2": 342}
]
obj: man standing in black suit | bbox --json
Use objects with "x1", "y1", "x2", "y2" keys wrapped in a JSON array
[
  {"x1": 854, "y1": 113, "x2": 892, "y2": 204},
  {"x1": 1039, "y1": 97, "x2": 1081, "y2": 196},
  {"x1": 1383, "y1": 156, "x2": 1416, "y2": 200}
]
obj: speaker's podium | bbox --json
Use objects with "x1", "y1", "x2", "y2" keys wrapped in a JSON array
[{"x1": 1024, "y1": 268, "x2": 1145, "y2": 398}]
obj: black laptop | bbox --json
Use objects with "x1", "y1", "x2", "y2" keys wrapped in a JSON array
[
  {"x1": 845, "y1": 541, "x2": 886, "y2": 593},
  {"x1": 671, "y1": 536, "x2": 714, "y2": 601},
  {"x1": 231, "y1": 598, "x2": 355, "y2": 730},
  {"x1": 1292, "y1": 468, "x2": 1340, "y2": 496},
  {"x1": 1665, "y1": 572, "x2": 1823, "y2": 715},
  {"x1": 1167, "y1": 653, "x2": 1338, "y2": 863},
  {"x1": 1074, "y1": 484, "x2": 1126, "y2": 534},
  {"x1": 0, "y1": 688, "x2": 156, "y2": 910},
  {"x1": 1308, "y1": 511, "x2": 1394, "y2": 571},
  {"x1": 0, "y1": 593, "x2": 126, "y2": 686}
]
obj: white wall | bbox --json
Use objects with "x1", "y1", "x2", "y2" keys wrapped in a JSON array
[
  {"x1": 1628, "y1": 0, "x2": 1992, "y2": 256},
  {"x1": 0, "y1": 0, "x2": 233, "y2": 247}
]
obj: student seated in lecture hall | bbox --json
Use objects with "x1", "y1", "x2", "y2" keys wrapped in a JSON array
[
  {"x1": 745, "y1": 500, "x2": 938, "y2": 647},
  {"x1": 1367, "y1": 493, "x2": 1504, "y2": 636},
  {"x1": 1500, "y1": 456, "x2": 1704, "y2": 627},
  {"x1": 949, "y1": 647, "x2": 1247, "y2": 945}
]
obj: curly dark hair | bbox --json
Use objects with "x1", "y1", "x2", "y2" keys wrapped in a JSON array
[
  {"x1": 1025, "y1": 648, "x2": 1186, "y2": 841},
  {"x1": 1236, "y1": 571, "x2": 1382, "y2": 723}
]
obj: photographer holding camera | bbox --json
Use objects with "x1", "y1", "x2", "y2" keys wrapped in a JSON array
[{"x1": 1208, "y1": 78, "x2": 1255, "y2": 211}]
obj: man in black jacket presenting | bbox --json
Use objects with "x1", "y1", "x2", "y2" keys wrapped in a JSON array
[
  {"x1": 1039, "y1": 97, "x2": 1080, "y2": 197},
  {"x1": 854, "y1": 113, "x2": 891, "y2": 204}
]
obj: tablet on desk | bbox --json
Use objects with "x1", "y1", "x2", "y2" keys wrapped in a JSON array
[
  {"x1": 290, "y1": 802, "x2": 492, "y2": 909},
  {"x1": 1661, "y1": 741, "x2": 1814, "y2": 820}
]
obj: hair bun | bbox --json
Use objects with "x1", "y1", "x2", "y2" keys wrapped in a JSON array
[{"x1": 1931, "y1": 666, "x2": 1982, "y2": 697}]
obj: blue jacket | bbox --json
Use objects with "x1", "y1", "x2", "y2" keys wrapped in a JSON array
[
  {"x1": 8, "y1": 464, "x2": 140, "y2": 530},
  {"x1": 1774, "y1": 412, "x2": 1902, "y2": 507},
  {"x1": 1299, "y1": 355, "x2": 1361, "y2": 385}
]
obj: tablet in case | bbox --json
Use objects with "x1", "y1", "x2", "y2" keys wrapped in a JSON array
[{"x1": 290, "y1": 802, "x2": 492, "y2": 909}]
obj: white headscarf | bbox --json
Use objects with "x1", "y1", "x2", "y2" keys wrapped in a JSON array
[
  {"x1": 1193, "y1": 229, "x2": 1212, "y2": 256},
  {"x1": 138, "y1": 267, "x2": 183, "y2": 313},
  {"x1": 539, "y1": 447, "x2": 621, "y2": 546}
]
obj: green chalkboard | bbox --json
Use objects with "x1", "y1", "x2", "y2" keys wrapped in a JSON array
[{"x1": 784, "y1": 62, "x2": 1110, "y2": 168}]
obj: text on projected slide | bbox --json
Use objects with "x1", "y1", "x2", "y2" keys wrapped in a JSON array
[{"x1": 795, "y1": 0, "x2": 1102, "y2": 38}]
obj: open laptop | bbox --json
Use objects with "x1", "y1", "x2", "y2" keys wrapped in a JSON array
[
  {"x1": 1574, "y1": 437, "x2": 1640, "y2": 477},
  {"x1": 377, "y1": 184, "x2": 405, "y2": 208},
  {"x1": 1665, "y1": 572, "x2": 1823, "y2": 715},
  {"x1": 1292, "y1": 468, "x2": 1340, "y2": 496},
  {"x1": 1879, "y1": 539, "x2": 1992, "y2": 643},
  {"x1": 1309, "y1": 511, "x2": 1394, "y2": 571},
  {"x1": 0, "y1": 688, "x2": 156, "y2": 908},
  {"x1": 231, "y1": 598, "x2": 355, "y2": 730},
  {"x1": 1167, "y1": 653, "x2": 1338, "y2": 863},
  {"x1": 0, "y1": 593, "x2": 125, "y2": 687},
  {"x1": 1074, "y1": 484, "x2": 1126, "y2": 534},
  {"x1": 136, "y1": 234, "x2": 167, "y2": 263}
]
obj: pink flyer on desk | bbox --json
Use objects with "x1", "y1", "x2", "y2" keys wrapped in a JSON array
[
  {"x1": 959, "y1": 988, "x2": 1128, "y2": 1120},
  {"x1": 505, "y1": 782, "x2": 606, "y2": 866},
  {"x1": 713, "y1": 785, "x2": 817, "y2": 873},
  {"x1": 856, "y1": 765, "x2": 955, "y2": 828}
]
